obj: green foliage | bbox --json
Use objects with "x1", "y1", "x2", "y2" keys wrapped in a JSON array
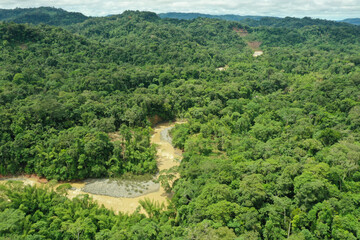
[
  {"x1": 0, "y1": 7, "x2": 88, "y2": 26},
  {"x1": 1, "y1": 9, "x2": 360, "y2": 239},
  {"x1": 139, "y1": 198, "x2": 165, "y2": 219},
  {"x1": 160, "y1": 13, "x2": 352, "y2": 28},
  {"x1": 0, "y1": 208, "x2": 25, "y2": 235}
]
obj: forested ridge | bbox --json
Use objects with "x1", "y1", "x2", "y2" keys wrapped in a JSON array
[
  {"x1": 1, "y1": 8, "x2": 360, "y2": 239},
  {"x1": 0, "y1": 7, "x2": 88, "y2": 26},
  {"x1": 159, "y1": 13, "x2": 352, "y2": 28},
  {"x1": 339, "y1": 18, "x2": 360, "y2": 26}
]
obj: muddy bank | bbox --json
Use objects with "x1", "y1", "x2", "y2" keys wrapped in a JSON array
[{"x1": 0, "y1": 176, "x2": 41, "y2": 186}]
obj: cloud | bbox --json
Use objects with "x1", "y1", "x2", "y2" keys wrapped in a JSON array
[{"x1": 0, "y1": 0, "x2": 359, "y2": 20}]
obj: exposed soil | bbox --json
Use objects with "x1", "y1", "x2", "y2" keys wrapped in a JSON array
[
  {"x1": 253, "y1": 51, "x2": 264, "y2": 57},
  {"x1": 108, "y1": 132, "x2": 121, "y2": 142},
  {"x1": 233, "y1": 27, "x2": 248, "y2": 37},
  {"x1": 247, "y1": 41, "x2": 262, "y2": 50},
  {"x1": 216, "y1": 65, "x2": 229, "y2": 71},
  {"x1": 148, "y1": 114, "x2": 163, "y2": 126}
]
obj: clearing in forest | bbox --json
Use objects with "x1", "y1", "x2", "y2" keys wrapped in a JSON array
[
  {"x1": 0, "y1": 121, "x2": 185, "y2": 214},
  {"x1": 233, "y1": 28, "x2": 264, "y2": 57}
]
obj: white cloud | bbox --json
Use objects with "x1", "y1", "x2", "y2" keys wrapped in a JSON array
[{"x1": 0, "y1": 0, "x2": 359, "y2": 20}]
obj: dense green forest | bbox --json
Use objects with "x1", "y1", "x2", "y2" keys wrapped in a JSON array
[
  {"x1": 1, "y1": 8, "x2": 360, "y2": 239},
  {"x1": 158, "y1": 12, "x2": 265, "y2": 21},
  {"x1": 159, "y1": 12, "x2": 353, "y2": 28},
  {"x1": 0, "y1": 7, "x2": 88, "y2": 26}
]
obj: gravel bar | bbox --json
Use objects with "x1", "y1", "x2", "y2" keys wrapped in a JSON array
[{"x1": 82, "y1": 179, "x2": 160, "y2": 198}]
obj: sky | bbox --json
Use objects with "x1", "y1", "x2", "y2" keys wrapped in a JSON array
[{"x1": 0, "y1": 0, "x2": 359, "y2": 20}]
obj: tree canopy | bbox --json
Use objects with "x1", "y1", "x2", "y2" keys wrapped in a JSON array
[{"x1": 1, "y1": 8, "x2": 360, "y2": 239}]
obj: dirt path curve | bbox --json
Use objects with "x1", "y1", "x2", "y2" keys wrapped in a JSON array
[{"x1": 1, "y1": 121, "x2": 184, "y2": 214}]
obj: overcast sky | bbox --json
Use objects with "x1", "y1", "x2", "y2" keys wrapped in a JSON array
[{"x1": 0, "y1": 0, "x2": 359, "y2": 20}]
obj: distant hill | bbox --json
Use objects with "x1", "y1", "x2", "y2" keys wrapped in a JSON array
[
  {"x1": 1, "y1": 8, "x2": 355, "y2": 29},
  {"x1": 241, "y1": 16, "x2": 351, "y2": 28},
  {"x1": 340, "y1": 18, "x2": 360, "y2": 25},
  {"x1": 158, "y1": 12, "x2": 265, "y2": 21},
  {"x1": 159, "y1": 12, "x2": 351, "y2": 28},
  {"x1": 0, "y1": 7, "x2": 88, "y2": 26}
]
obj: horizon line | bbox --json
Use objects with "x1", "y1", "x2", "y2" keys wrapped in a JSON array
[{"x1": 0, "y1": 6, "x2": 355, "y2": 21}]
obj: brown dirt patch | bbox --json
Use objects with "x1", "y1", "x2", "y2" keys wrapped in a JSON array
[
  {"x1": 0, "y1": 174, "x2": 48, "y2": 184},
  {"x1": 24, "y1": 174, "x2": 48, "y2": 183},
  {"x1": 108, "y1": 132, "x2": 121, "y2": 142},
  {"x1": 148, "y1": 114, "x2": 162, "y2": 126},
  {"x1": 247, "y1": 41, "x2": 262, "y2": 50},
  {"x1": 233, "y1": 27, "x2": 248, "y2": 37},
  {"x1": 216, "y1": 65, "x2": 229, "y2": 71}
]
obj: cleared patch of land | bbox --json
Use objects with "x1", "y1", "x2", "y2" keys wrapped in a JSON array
[
  {"x1": 247, "y1": 41, "x2": 262, "y2": 50},
  {"x1": 233, "y1": 27, "x2": 248, "y2": 37},
  {"x1": 253, "y1": 51, "x2": 264, "y2": 57}
]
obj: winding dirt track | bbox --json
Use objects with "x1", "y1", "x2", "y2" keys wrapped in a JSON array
[{"x1": 1, "y1": 121, "x2": 184, "y2": 214}]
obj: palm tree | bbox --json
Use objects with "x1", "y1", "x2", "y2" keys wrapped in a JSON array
[{"x1": 138, "y1": 198, "x2": 165, "y2": 219}]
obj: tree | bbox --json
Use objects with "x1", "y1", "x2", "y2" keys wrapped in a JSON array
[
  {"x1": 139, "y1": 198, "x2": 165, "y2": 219},
  {"x1": 0, "y1": 208, "x2": 25, "y2": 235}
]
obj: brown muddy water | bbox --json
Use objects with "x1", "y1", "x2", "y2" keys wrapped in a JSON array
[{"x1": 0, "y1": 121, "x2": 185, "y2": 214}]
